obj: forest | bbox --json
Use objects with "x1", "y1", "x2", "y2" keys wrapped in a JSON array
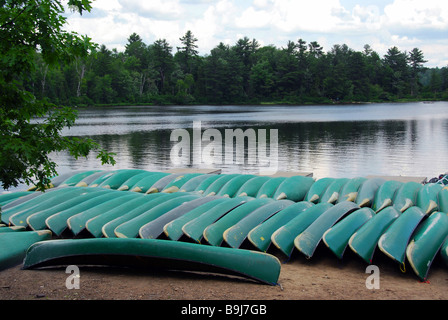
[{"x1": 26, "y1": 31, "x2": 448, "y2": 106}]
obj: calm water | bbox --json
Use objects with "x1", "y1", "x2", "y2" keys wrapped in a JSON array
[{"x1": 45, "y1": 101, "x2": 448, "y2": 182}]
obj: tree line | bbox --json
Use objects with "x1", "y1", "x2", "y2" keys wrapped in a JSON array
[{"x1": 27, "y1": 31, "x2": 448, "y2": 106}]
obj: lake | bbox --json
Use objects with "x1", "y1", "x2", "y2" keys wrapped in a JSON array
[{"x1": 45, "y1": 101, "x2": 448, "y2": 183}]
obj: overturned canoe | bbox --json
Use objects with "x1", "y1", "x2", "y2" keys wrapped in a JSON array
[
  {"x1": 22, "y1": 238, "x2": 282, "y2": 285},
  {"x1": 193, "y1": 175, "x2": 225, "y2": 194},
  {"x1": 117, "y1": 171, "x2": 158, "y2": 191},
  {"x1": 161, "y1": 173, "x2": 205, "y2": 193},
  {"x1": 416, "y1": 183, "x2": 443, "y2": 214},
  {"x1": 178, "y1": 174, "x2": 220, "y2": 193},
  {"x1": 372, "y1": 180, "x2": 403, "y2": 213},
  {"x1": 0, "y1": 192, "x2": 34, "y2": 207},
  {"x1": 235, "y1": 176, "x2": 272, "y2": 197},
  {"x1": 337, "y1": 177, "x2": 368, "y2": 203},
  {"x1": 393, "y1": 182, "x2": 422, "y2": 213},
  {"x1": 0, "y1": 230, "x2": 52, "y2": 271},
  {"x1": 355, "y1": 178, "x2": 386, "y2": 208},
  {"x1": 406, "y1": 211, "x2": 448, "y2": 281},
  {"x1": 203, "y1": 174, "x2": 241, "y2": 196},
  {"x1": 439, "y1": 187, "x2": 448, "y2": 213},
  {"x1": 98, "y1": 170, "x2": 149, "y2": 190},
  {"x1": 59, "y1": 170, "x2": 103, "y2": 188},
  {"x1": 146, "y1": 173, "x2": 185, "y2": 194},
  {"x1": 273, "y1": 176, "x2": 315, "y2": 202},
  {"x1": 319, "y1": 178, "x2": 350, "y2": 204},
  {"x1": 129, "y1": 172, "x2": 171, "y2": 193},
  {"x1": 256, "y1": 177, "x2": 287, "y2": 199},
  {"x1": 304, "y1": 178, "x2": 335, "y2": 203},
  {"x1": 294, "y1": 201, "x2": 360, "y2": 259},
  {"x1": 216, "y1": 175, "x2": 257, "y2": 198}
]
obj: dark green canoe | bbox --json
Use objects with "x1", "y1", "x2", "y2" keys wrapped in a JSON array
[
  {"x1": 294, "y1": 201, "x2": 360, "y2": 259},
  {"x1": 406, "y1": 211, "x2": 448, "y2": 281},
  {"x1": 0, "y1": 230, "x2": 52, "y2": 270},
  {"x1": 271, "y1": 203, "x2": 333, "y2": 257},
  {"x1": 247, "y1": 201, "x2": 314, "y2": 252},
  {"x1": 322, "y1": 207, "x2": 374, "y2": 259},
  {"x1": 22, "y1": 238, "x2": 282, "y2": 285},
  {"x1": 349, "y1": 206, "x2": 401, "y2": 264},
  {"x1": 378, "y1": 206, "x2": 426, "y2": 265}
]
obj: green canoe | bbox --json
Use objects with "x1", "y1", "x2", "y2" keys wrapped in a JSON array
[
  {"x1": 439, "y1": 187, "x2": 448, "y2": 213},
  {"x1": 216, "y1": 175, "x2": 257, "y2": 198},
  {"x1": 273, "y1": 176, "x2": 316, "y2": 202},
  {"x1": 0, "y1": 192, "x2": 34, "y2": 207},
  {"x1": 22, "y1": 238, "x2": 282, "y2": 285},
  {"x1": 304, "y1": 178, "x2": 335, "y2": 203},
  {"x1": 88, "y1": 171, "x2": 120, "y2": 188},
  {"x1": 294, "y1": 201, "x2": 360, "y2": 259},
  {"x1": 349, "y1": 206, "x2": 401, "y2": 264},
  {"x1": 248, "y1": 201, "x2": 314, "y2": 252},
  {"x1": 26, "y1": 189, "x2": 117, "y2": 231},
  {"x1": 161, "y1": 173, "x2": 205, "y2": 193},
  {"x1": 203, "y1": 174, "x2": 241, "y2": 196},
  {"x1": 406, "y1": 211, "x2": 448, "y2": 281},
  {"x1": 163, "y1": 198, "x2": 230, "y2": 241},
  {"x1": 255, "y1": 177, "x2": 287, "y2": 199},
  {"x1": 319, "y1": 178, "x2": 350, "y2": 204},
  {"x1": 99, "y1": 170, "x2": 151, "y2": 190},
  {"x1": 59, "y1": 170, "x2": 103, "y2": 188},
  {"x1": 129, "y1": 172, "x2": 171, "y2": 193},
  {"x1": 1, "y1": 190, "x2": 53, "y2": 211},
  {"x1": 393, "y1": 181, "x2": 423, "y2": 213},
  {"x1": 337, "y1": 177, "x2": 368, "y2": 203},
  {"x1": 235, "y1": 176, "x2": 272, "y2": 197},
  {"x1": 182, "y1": 198, "x2": 250, "y2": 243},
  {"x1": 67, "y1": 193, "x2": 142, "y2": 236},
  {"x1": 322, "y1": 207, "x2": 375, "y2": 259},
  {"x1": 355, "y1": 178, "x2": 386, "y2": 208},
  {"x1": 441, "y1": 238, "x2": 448, "y2": 267},
  {"x1": 372, "y1": 180, "x2": 403, "y2": 213},
  {"x1": 378, "y1": 206, "x2": 426, "y2": 265},
  {"x1": 0, "y1": 226, "x2": 26, "y2": 233},
  {"x1": 84, "y1": 194, "x2": 168, "y2": 238},
  {"x1": 117, "y1": 171, "x2": 158, "y2": 191},
  {"x1": 193, "y1": 174, "x2": 225, "y2": 194},
  {"x1": 0, "y1": 230, "x2": 52, "y2": 271},
  {"x1": 75, "y1": 171, "x2": 111, "y2": 187},
  {"x1": 178, "y1": 174, "x2": 220, "y2": 193},
  {"x1": 272, "y1": 203, "x2": 333, "y2": 257},
  {"x1": 102, "y1": 193, "x2": 179, "y2": 238},
  {"x1": 8, "y1": 188, "x2": 108, "y2": 227},
  {"x1": 223, "y1": 200, "x2": 295, "y2": 249},
  {"x1": 113, "y1": 194, "x2": 201, "y2": 238},
  {"x1": 203, "y1": 198, "x2": 275, "y2": 247},
  {"x1": 138, "y1": 197, "x2": 223, "y2": 239},
  {"x1": 146, "y1": 173, "x2": 185, "y2": 194},
  {"x1": 416, "y1": 183, "x2": 443, "y2": 214}
]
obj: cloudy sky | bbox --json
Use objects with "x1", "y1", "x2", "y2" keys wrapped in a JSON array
[{"x1": 64, "y1": 0, "x2": 448, "y2": 67}]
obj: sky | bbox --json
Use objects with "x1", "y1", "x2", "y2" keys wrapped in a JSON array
[{"x1": 64, "y1": 0, "x2": 448, "y2": 67}]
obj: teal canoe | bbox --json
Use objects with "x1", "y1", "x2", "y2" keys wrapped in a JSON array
[
  {"x1": 294, "y1": 201, "x2": 360, "y2": 259},
  {"x1": 163, "y1": 198, "x2": 230, "y2": 241},
  {"x1": 349, "y1": 206, "x2": 401, "y2": 264},
  {"x1": 0, "y1": 226, "x2": 26, "y2": 233},
  {"x1": 272, "y1": 203, "x2": 333, "y2": 257},
  {"x1": 193, "y1": 174, "x2": 225, "y2": 194},
  {"x1": 8, "y1": 188, "x2": 108, "y2": 227},
  {"x1": 59, "y1": 170, "x2": 103, "y2": 188},
  {"x1": 22, "y1": 238, "x2": 282, "y2": 285},
  {"x1": 0, "y1": 230, "x2": 52, "y2": 271},
  {"x1": 355, "y1": 178, "x2": 386, "y2": 208},
  {"x1": 322, "y1": 207, "x2": 375, "y2": 259},
  {"x1": 182, "y1": 198, "x2": 250, "y2": 243},
  {"x1": 138, "y1": 197, "x2": 222, "y2": 240},
  {"x1": 248, "y1": 202, "x2": 314, "y2": 252},
  {"x1": 393, "y1": 181, "x2": 423, "y2": 213},
  {"x1": 88, "y1": 171, "x2": 120, "y2": 188},
  {"x1": 84, "y1": 194, "x2": 169, "y2": 238},
  {"x1": 216, "y1": 175, "x2": 257, "y2": 198},
  {"x1": 117, "y1": 171, "x2": 157, "y2": 191},
  {"x1": 26, "y1": 189, "x2": 116, "y2": 231},
  {"x1": 145, "y1": 173, "x2": 186, "y2": 194},
  {"x1": 319, "y1": 178, "x2": 350, "y2": 204},
  {"x1": 203, "y1": 198, "x2": 275, "y2": 247},
  {"x1": 0, "y1": 192, "x2": 34, "y2": 207},
  {"x1": 378, "y1": 206, "x2": 426, "y2": 265},
  {"x1": 372, "y1": 180, "x2": 403, "y2": 213},
  {"x1": 203, "y1": 174, "x2": 241, "y2": 196},
  {"x1": 441, "y1": 238, "x2": 448, "y2": 267},
  {"x1": 304, "y1": 178, "x2": 335, "y2": 203},
  {"x1": 406, "y1": 211, "x2": 448, "y2": 281},
  {"x1": 178, "y1": 174, "x2": 220, "y2": 193},
  {"x1": 337, "y1": 177, "x2": 368, "y2": 203},
  {"x1": 113, "y1": 194, "x2": 201, "y2": 238},
  {"x1": 98, "y1": 170, "x2": 149, "y2": 190},
  {"x1": 273, "y1": 176, "x2": 316, "y2": 202},
  {"x1": 161, "y1": 173, "x2": 205, "y2": 193},
  {"x1": 102, "y1": 193, "x2": 179, "y2": 238},
  {"x1": 255, "y1": 177, "x2": 287, "y2": 199},
  {"x1": 1, "y1": 191, "x2": 53, "y2": 211},
  {"x1": 439, "y1": 187, "x2": 448, "y2": 213},
  {"x1": 75, "y1": 171, "x2": 111, "y2": 187},
  {"x1": 67, "y1": 193, "x2": 142, "y2": 236},
  {"x1": 235, "y1": 176, "x2": 272, "y2": 197},
  {"x1": 416, "y1": 183, "x2": 443, "y2": 214},
  {"x1": 129, "y1": 172, "x2": 171, "y2": 193},
  {"x1": 223, "y1": 200, "x2": 295, "y2": 249}
]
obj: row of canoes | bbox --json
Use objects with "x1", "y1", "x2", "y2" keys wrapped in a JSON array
[{"x1": 1, "y1": 169, "x2": 448, "y2": 283}]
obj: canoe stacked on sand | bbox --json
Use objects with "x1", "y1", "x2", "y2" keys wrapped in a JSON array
[{"x1": 1, "y1": 169, "x2": 447, "y2": 283}]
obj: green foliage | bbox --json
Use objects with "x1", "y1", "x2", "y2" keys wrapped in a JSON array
[{"x1": 0, "y1": 0, "x2": 115, "y2": 191}]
